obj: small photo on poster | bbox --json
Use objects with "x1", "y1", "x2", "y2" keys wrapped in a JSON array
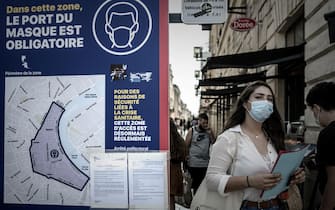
[{"x1": 110, "y1": 64, "x2": 127, "y2": 81}]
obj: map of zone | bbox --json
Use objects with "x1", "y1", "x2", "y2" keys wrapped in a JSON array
[
  {"x1": 4, "y1": 75, "x2": 105, "y2": 205},
  {"x1": 30, "y1": 102, "x2": 89, "y2": 191}
]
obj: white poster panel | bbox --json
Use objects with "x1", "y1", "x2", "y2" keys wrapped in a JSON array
[
  {"x1": 128, "y1": 152, "x2": 168, "y2": 209},
  {"x1": 90, "y1": 153, "x2": 128, "y2": 209}
]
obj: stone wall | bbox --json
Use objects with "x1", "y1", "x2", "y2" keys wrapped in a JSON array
[{"x1": 304, "y1": 0, "x2": 335, "y2": 143}]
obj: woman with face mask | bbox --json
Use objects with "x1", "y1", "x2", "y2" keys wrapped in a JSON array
[
  {"x1": 201, "y1": 81, "x2": 305, "y2": 210},
  {"x1": 306, "y1": 82, "x2": 335, "y2": 210}
]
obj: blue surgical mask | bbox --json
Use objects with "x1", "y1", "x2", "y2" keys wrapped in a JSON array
[{"x1": 247, "y1": 100, "x2": 273, "y2": 122}]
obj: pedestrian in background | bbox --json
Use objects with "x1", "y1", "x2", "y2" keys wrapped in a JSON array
[
  {"x1": 306, "y1": 81, "x2": 335, "y2": 210},
  {"x1": 202, "y1": 81, "x2": 305, "y2": 210},
  {"x1": 169, "y1": 118, "x2": 186, "y2": 210},
  {"x1": 185, "y1": 113, "x2": 215, "y2": 193}
]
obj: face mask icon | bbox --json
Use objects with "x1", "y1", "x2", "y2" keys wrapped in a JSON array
[
  {"x1": 105, "y1": 3, "x2": 139, "y2": 49},
  {"x1": 92, "y1": 0, "x2": 152, "y2": 55}
]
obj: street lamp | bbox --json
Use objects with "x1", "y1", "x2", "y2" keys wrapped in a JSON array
[
  {"x1": 194, "y1": 70, "x2": 201, "y2": 79},
  {"x1": 194, "y1": 84, "x2": 199, "y2": 96},
  {"x1": 193, "y1": 46, "x2": 203, "y2": 61}
]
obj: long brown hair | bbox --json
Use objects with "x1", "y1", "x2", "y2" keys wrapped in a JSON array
[{"x1": 224, "y1": 81, "x2": 285, "y2": 152}]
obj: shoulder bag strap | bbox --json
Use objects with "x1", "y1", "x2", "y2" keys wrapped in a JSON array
[{"x1": 229, "y1": 133, "x2": 239, "y2": 175}]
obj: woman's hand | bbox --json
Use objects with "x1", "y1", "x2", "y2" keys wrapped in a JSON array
[
  {"x1": 289, "y1": 168, "x2": 305, "y2": 185},
  {"x1": 249, "y1": 173, "x2": 282, "y2": 190}
]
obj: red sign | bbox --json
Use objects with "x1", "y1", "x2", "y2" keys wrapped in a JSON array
[{"x1": 230, "y1": 18, "x2": 256, "y2": 31}]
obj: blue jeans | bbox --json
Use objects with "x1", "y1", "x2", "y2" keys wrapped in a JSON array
[{"x1": 240, "y1": 200, "x2": 287, "y2": 210}]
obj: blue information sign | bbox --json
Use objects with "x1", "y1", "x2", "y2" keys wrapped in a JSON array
[{"x1": 0, "y1": 0, "x2": 168, "y2": 209}]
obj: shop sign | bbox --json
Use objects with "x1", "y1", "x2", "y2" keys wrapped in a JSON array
[
  {"x1": 182, "y1": 0, "x2": 228, "y2": 24},
  {"x1": 230, "y1": 17, "x2": 256, "y2": 31}
]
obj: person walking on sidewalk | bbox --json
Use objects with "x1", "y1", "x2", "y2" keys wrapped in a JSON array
[
  {"x1": 203, "y1": 81, "x2": 305, "y2": 210},
  {"x1": 185, "y1": 113, "x2": 215, "y2": 193},
  {"x1": 306, "y1": 81, "x2": 335, "y2": 210}
]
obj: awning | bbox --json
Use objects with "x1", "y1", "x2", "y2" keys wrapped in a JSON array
[
  {"x1": 202, "y1": 44, "x2": 304, "y2": 71},
  {"x1": 200, "y1": 86, "x2": 246, "y2": 96},
  {"x1": 198, "y1": 71, "x2": 267, "y2": 87}
]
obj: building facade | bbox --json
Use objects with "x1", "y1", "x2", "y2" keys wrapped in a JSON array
[
  {"x1": 200, "y1": 0, "x2": 335, "y2": 142},
  {"x1": 169, "y1": 64, "x2": 192, "y2": 134}
]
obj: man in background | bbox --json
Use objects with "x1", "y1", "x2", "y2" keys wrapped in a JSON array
[
  {"x1": 306, "y1": 81, "x2": 335, "y2": 210},
  {"x1": 185, "y1": 113, "x2": 215, "y2": 193}
]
